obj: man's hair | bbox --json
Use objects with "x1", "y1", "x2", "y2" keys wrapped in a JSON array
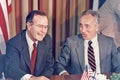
[
  {"x1": 26, "y1": 10, "x2": 47, "y2": 23},
  {"x1": 80, "y1": 10, "x2": 100, "y2": 24}
]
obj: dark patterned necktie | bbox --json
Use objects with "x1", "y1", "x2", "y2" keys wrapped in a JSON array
[
  {"x1": 30, "y1": 42, "x2": 38, "y2": 74},
  {"x1": 88, "y1": 40, "x2": 96, "y2": 71}
]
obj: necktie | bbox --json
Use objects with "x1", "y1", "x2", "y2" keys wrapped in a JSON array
[
  {"x1": 88, "y1": 40, "x2": 96, "y2": 71},
  {"x1": 30, "y1": 42, "x2": 38, "y2": 74}
]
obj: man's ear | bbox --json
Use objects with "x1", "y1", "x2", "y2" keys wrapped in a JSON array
[
  {"x1": 96, "y1": 23, "x2": 99, "y2": 32},
  {"x1": 26, "y1": 22, "x2": 31, "y2": 30}
]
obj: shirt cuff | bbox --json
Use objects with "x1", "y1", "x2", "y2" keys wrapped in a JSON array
[
  {"x1": 20, "y1": 74, "x2": 32, "y2": 80},
  {"x1": 59, "y1": 70, "x2": 67, "y2": 75}
]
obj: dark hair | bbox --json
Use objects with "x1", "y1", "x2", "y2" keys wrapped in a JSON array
[
  {"x1": 26, "y1": 10, "x2": 47, "y2": 23},
  {"x1": 80, "y1": 10, "x2": 100, "y2": 24}
]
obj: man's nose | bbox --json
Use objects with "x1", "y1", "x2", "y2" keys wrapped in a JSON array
[{"x1": 80, "y1": 27, "x2": 86, "y2": 33}]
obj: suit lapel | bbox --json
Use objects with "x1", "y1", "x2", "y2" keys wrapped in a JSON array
[
  {"x1": 22, "y1": 31, "x2": 31, "y2": 68},
  {"x1": 34, "y1": 41, "x2": 46, "y2": 73},
  {"x1": 98, "y1": 35, "x2": 107, "y2": 73},
  {"x1": 75, "y1": 36, "x2": 85, "y2": 71},
  {"x1": 22, "y1": 45, "x2": 31, "y2": 68}
]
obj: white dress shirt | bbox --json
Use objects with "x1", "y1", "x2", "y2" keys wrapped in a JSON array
[{"x1": 84, "y1": 35, "x2": 101, "y2": 73}]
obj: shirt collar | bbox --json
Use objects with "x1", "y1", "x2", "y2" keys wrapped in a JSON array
[
  {"x1": 26, "y1": 32, "x2": 38, "y2": 48},
  {"x1": 84, "y1": 34, "x2": 98, "y2": 45}
]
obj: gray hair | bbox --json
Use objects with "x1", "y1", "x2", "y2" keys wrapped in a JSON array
[{"x1": 80, "y1": 10, "x2": 100, "y2": 24}]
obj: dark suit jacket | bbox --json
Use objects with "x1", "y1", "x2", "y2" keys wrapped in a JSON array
[
  {"x1": 5, "y1": 30, "x2": 54, "y2": 80},
  {"x1": 0, "y1": 55, "x2": 5, "y2": 78},
  {"x1": 54, "y1": 34, "x2": 120, "y2": 75},
  {"x1": 118, "y1": 47, "x2": 120, "y2": 53}
]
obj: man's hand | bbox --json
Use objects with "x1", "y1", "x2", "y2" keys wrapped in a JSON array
[
  {"x1": 29, "y1": 76, "x2": 50, "y2": 80},
  {"x1": 61, "y1": 72, "x2": 70, "y2": 75}
]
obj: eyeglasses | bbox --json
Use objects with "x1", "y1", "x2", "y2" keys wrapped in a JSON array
[{"x1": 31, "y1": 23, "x2": 48, "y2": 29}]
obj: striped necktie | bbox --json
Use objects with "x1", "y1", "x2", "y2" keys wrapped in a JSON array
[{"x1": 88, "y1": 40, "x2": 96, "y2": 71}]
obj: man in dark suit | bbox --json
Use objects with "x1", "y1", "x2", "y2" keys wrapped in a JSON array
[
  {"x1": 54, "y1": 10, "x2": 120, "y2": 75},
  {"x1": 5, "y1": 10, "x2": 54, "y2": 80}
]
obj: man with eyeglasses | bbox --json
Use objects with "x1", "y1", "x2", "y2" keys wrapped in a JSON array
[{"x1": 5, "y1": 10, "x2": 54, "y2": 80}]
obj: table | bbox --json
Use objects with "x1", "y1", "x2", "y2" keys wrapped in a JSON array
[
  {"x1": 49, "y1": 75, "x2": 81, "y2": 80},
  {"x1": 49, "y1": 74, "x2": 111, "y2": 80},
  {"x1": 1, "y1": 74, "x2": 111, "y2": 80}
]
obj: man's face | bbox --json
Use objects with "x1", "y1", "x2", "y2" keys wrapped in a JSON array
[
  {"x1": 79, "y1": 14, "x2": 99, "y2": 40},
  {"x1": 27, "y1": 15, "x2": 48, "y2": 41}
]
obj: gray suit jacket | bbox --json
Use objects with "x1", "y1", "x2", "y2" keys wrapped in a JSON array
[
  {"x1": 5, "y1": 30, "x2": 54, "y2": 80},
  {"x1": 55, "y1": 34, "x2": 120, "y2": 75}
]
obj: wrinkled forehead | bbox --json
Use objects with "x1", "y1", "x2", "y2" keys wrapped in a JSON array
[
  {"x1": 33, "y1": 15, "x2": 48, "y2": 25},
  {"x1": 80, "y1": 14, "x2": 95, "y2": 24}
]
